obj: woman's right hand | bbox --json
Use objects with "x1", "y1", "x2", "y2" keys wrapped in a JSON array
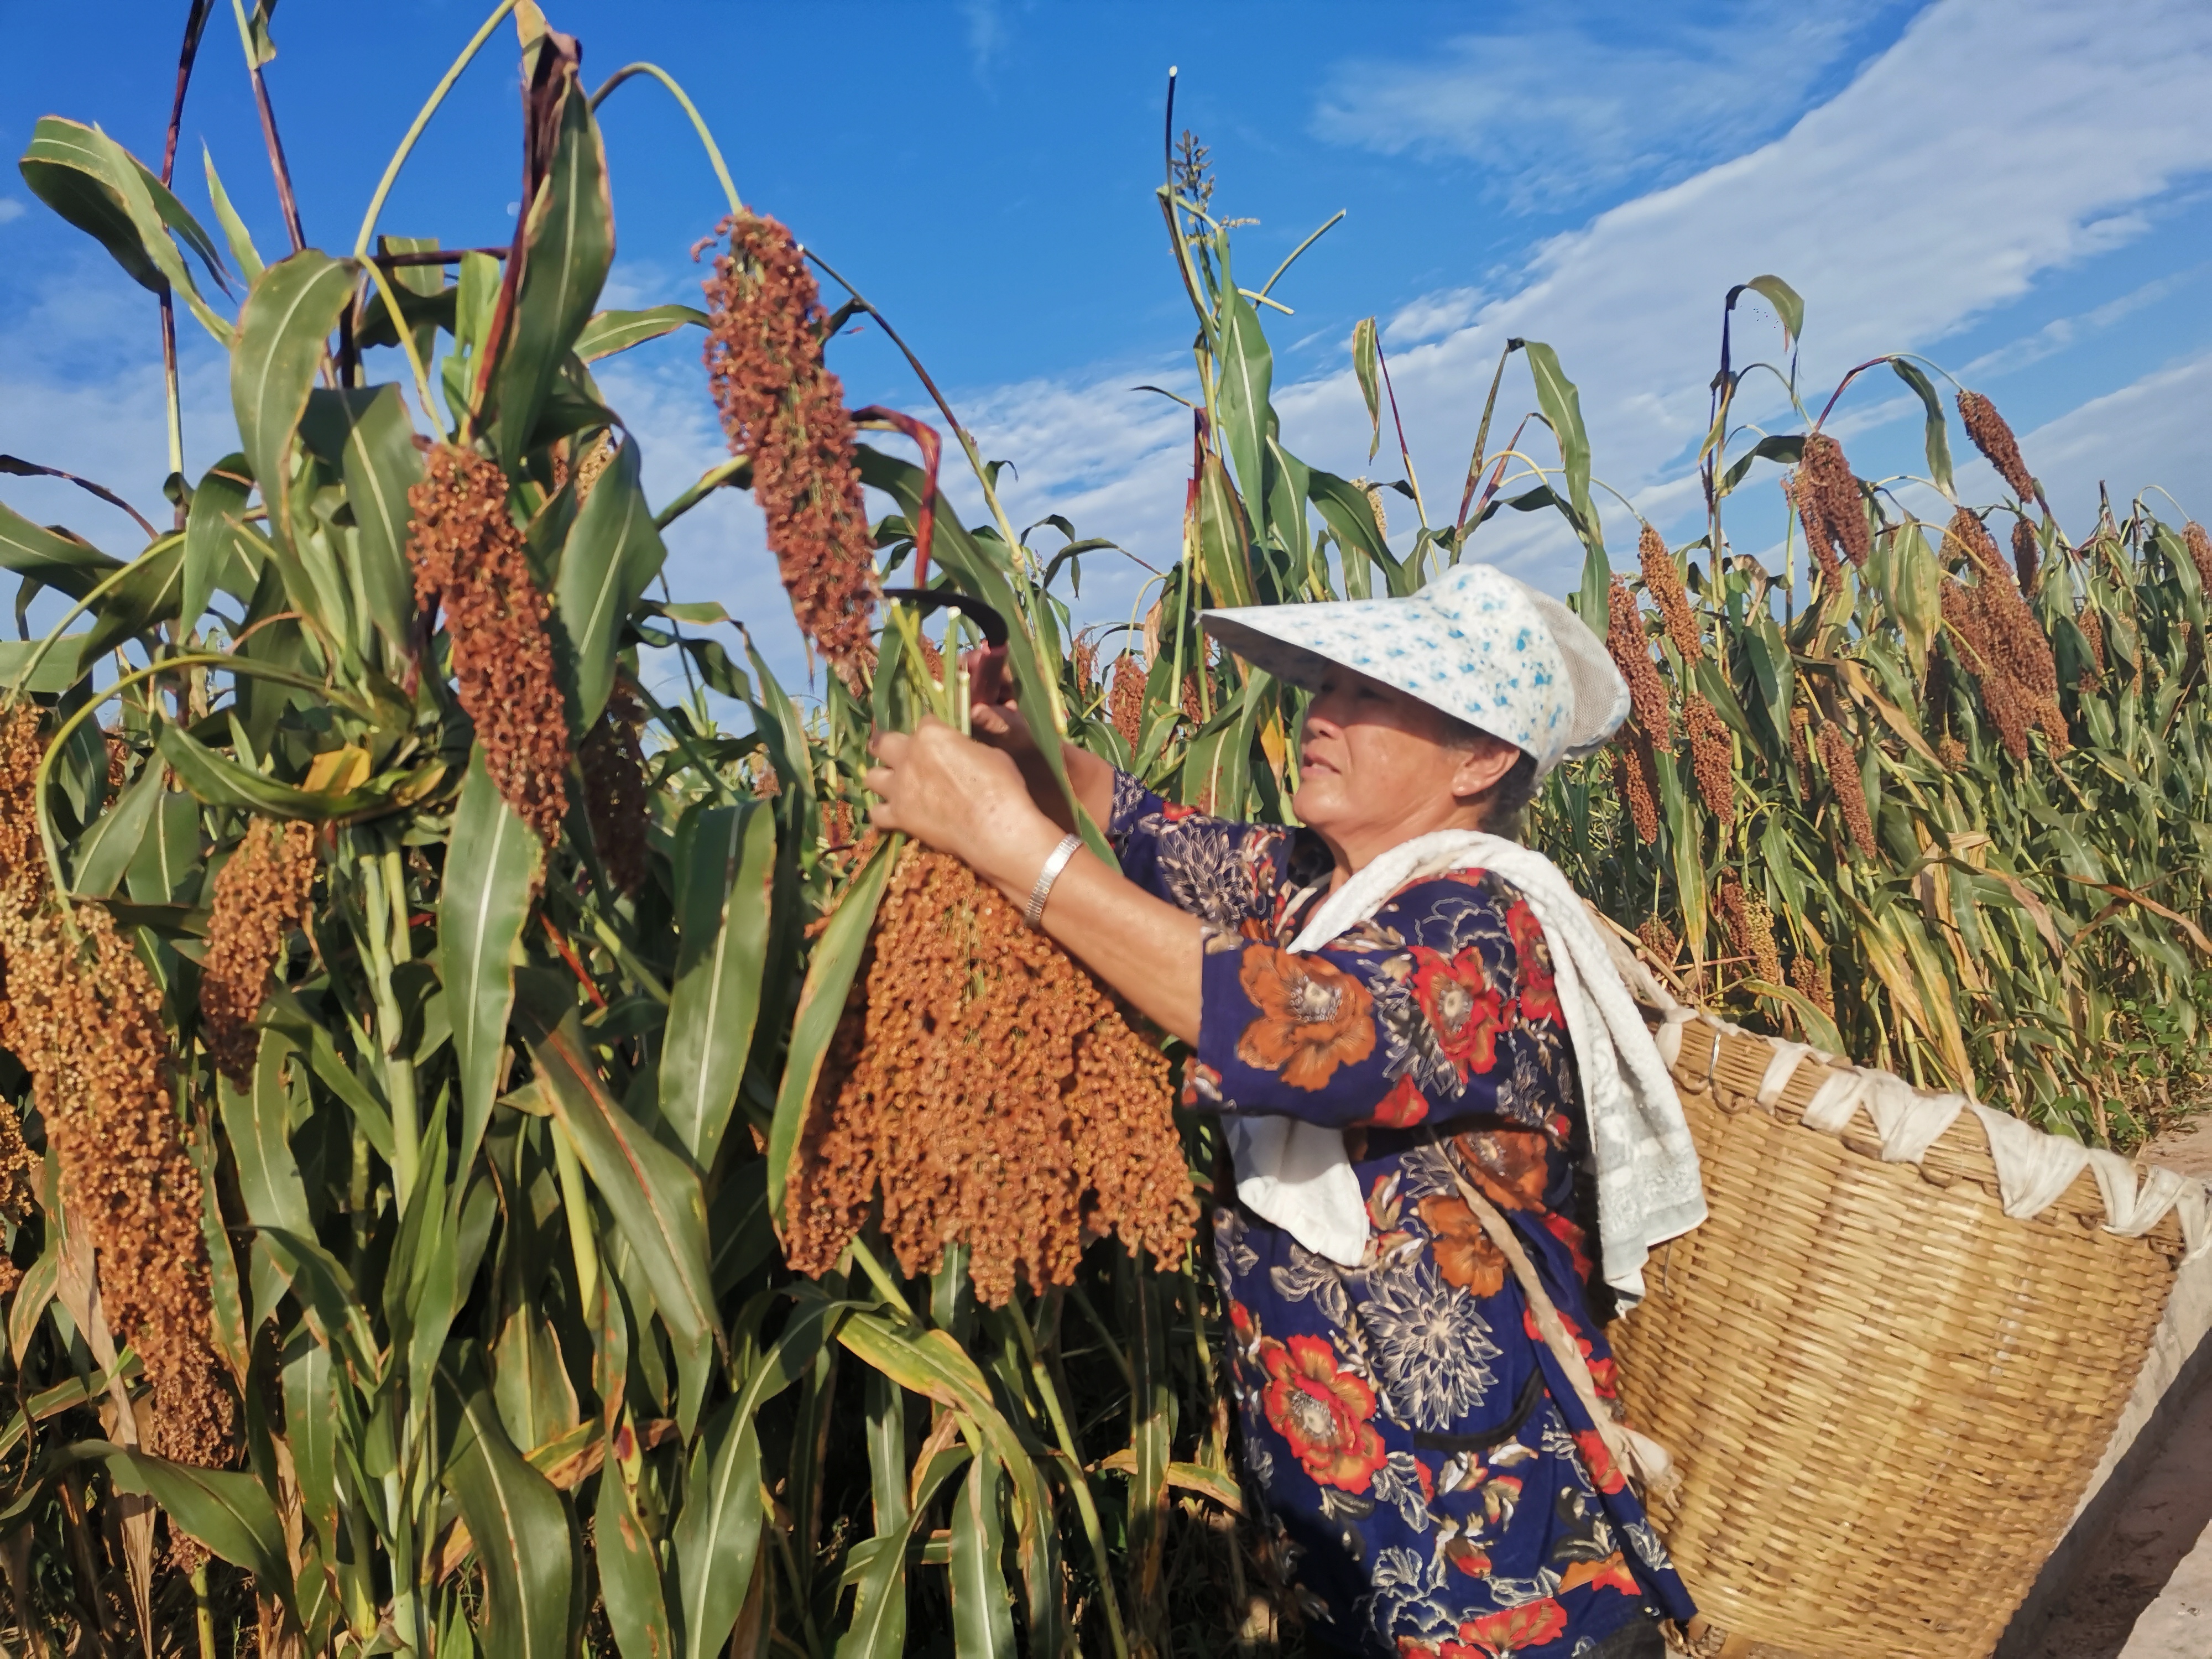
[
  {"x1": 964, "y1": 643, "x2": 1042, "y2": 765},
  {"x1": 961, "y1": 642, "x2": 1117, "y2": 832}
]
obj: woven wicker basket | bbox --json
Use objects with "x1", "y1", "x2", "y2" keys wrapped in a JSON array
[{"x1": 1610, "y1": 1009, "x2": 2199, "y2": 1659}]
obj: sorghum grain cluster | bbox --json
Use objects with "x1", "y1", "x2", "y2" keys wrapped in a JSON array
[
  {"x1": 200, "y1": 818, "x2": 318, "y2": 1086},
  {"x1": 408, "y1": 445, "x2": 572, "y2": 842},
  {"x1": 786, "y1": 846, "x2": 1196, "y2": 1305},
  {"x1": 702, "y1": 213, "x2": 878, "y2": 670}
]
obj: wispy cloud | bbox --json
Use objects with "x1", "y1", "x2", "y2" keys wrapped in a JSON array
[
  {"x1": 0, "y1": 199, "x2": 25, "y2": 226},
  {"x1": 1314, "y1": 2, "x2": 1907, "y2": 212},
  {"x1": 1957, "y1": 263, "x2": 2208, "y2": 381},
  {"x1": 962, "y1": 0, "x2": 1008, "y2": 81},
  {"x1": 1387, "y1": 286, "x2": 1485, "y2": 345}
]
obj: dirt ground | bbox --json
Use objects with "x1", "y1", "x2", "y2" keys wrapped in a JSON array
[{"x1": 2012, "y1": 1114, "x2": 2212, "y2": 1659}]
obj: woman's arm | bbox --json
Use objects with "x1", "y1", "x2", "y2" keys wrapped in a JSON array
[{"x1": 865, "y1": 718, "x2": 1202, "y2": 1044}]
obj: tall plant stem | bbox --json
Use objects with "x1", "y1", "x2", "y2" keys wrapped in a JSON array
[
  {"x1": 229, "y1": 0, "x2": 305, "y2": 253},
  {"x1": 589, "y1": 64, "x2": 743, "y2": 218},
  {"x1": 354, "y1": 0, "x2": 520, "y2": 258},
  {"x1": 160, "y1": 1, "x2": 216, "y2": 526},
  {"x1": 358, "y1": 839, "x2": 421, "y2": 1207}
]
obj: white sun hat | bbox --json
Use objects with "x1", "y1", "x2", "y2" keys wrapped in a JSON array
[{"x1": 1200, "y1": 561, "x2": 1630, "y2": 775}]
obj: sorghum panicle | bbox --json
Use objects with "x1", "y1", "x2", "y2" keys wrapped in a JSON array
[
  {"x1": 201, "y1": 818, "x2": 319, "y2": 1086},
  {"x1": 0, "y1": 707, "x2": 234, "y2": 1464},
  {"x1": 1718, "y1": 876, "x2": 1782, "y2": 988},
  {"x1": 1788, "y1": 703, "x2": 1815, "y2": 799},
  {"x1": 1789, "y1": 952, "x2": 1835, "y2": 1020},
  {"x1": 1110, "y1": 654, "x2": 1145, "y2": 749},
  {"x1": 786, "y1": 846, "x2": 1195, "y2": 1306},
  {"x1": 1684, "y1": 694, "x2": 1734, "y2": 830},
  {"x1": 1957, "y1": 390, "x2": 2038, "y2": 505},
  {"x1": 1614, "y1": 738, "x2": 1659, "y2": 845},
  {"x1": 2011, "y1": 517, "x2": 2041, "y2": 595},
  {"x1": 2184, "y1": 523, "x2": 2212, "y2": 597},
  {"x1": 1790, "y1": 474, "x2": 1845, "y2": 588},
  {"x1": 1817, "y1": 721, "x2": 1879, "y2": 859},
  {"x1": 582, "y1": 685, "x2": 651, "y2": 898},
  {"x1": 408, "y1": 445, "x2": 572, "y2": 843},
  {"x1": 1605, "y1": 577, "x2": 1672, "y2": 747},
  {"x1": 702, "y1": 213, "x2": 879, "y2": 670},
  {"x1": 1801, "y1": 432, "x2": 1869, "y2": 568},
  {"x1": 1639, "y1": 523, "x2": 1700, "y2": 663}
]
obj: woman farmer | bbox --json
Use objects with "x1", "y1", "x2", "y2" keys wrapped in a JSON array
[{"x1": 865, "y1": 562, "x2": 1704, "y2": 1658}]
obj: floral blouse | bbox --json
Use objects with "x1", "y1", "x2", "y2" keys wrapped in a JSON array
[{"x1": 1109, "y1": 773, "x2": 1694, "y2": 1657}]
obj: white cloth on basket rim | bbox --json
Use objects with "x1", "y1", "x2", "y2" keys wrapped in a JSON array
[
  {"x1": 1656, "y1": 1011, "x2": 2212, "y2": 1263},
  {"x1": 1222, "y1": 830, "x2": 1708, "y2": 1305}
]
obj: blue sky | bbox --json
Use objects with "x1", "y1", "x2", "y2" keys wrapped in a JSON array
[{"x1": 3, "y1": 0, "x2": 2210, "y2": 690}]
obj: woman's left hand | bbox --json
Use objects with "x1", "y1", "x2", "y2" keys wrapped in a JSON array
[{"x1": 865, "y1": 717, "x2": 1064, "y2": 897}]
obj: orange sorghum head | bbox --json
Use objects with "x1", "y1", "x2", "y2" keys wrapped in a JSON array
[
  {"x1": 702, "y1": 213, "x2": 879, "y2": 671},
  {"x1": 2011, "y1": 517, "x2": 2041, "y2": 595},
  {"x1": 1110, "y1": 654, "x2": 1145, "y2": 750},
  {"x1": 0, "y1": 706, "x2": 234, "y2": 1464},
  {"x1": 1957, "y1": 390, "x2": 2038, "y2": 505},
  {"x1": 1684, "y1": 693, "x2": 1733, "y2": 830},
  {"x1": 1789, "y1": 473, "x2": 1845, "y2": 589},
  {"x1": 1605, "y1": 576, "x2": 1673, "y2": 748},
  {"x1": 582, "y1": 684, "x2": 651, "y2": 898},
  {"x1": 1817, "y1": 721, "x2": 1878, "y2": 859},
  {"x1": 408, "y1": 445, "x2": 572, "y2": 844},
  {"x1": 1801, "y1": 433, "x2": 1869, "y2": 568},
  {"x1": 1636, "y1": 915, "x2": 1679, "y2": 971},
  {"x1": 201, "y1": 818, "x2": 319, "y2": 1087},
  {"x1": 1718, "y1": 875, "x2": 1782, "y2": 988},
  {"x1": 2183, "y1": 523, "x2": 2212, "y2": 597},
  {"x1": 1614, "y1": 735, "x2": 1660, "y2": 846},
  {"x1": 1789, "y1": 951, "x2": 1835, "y2": 1019},
  {"x1": 785, "y1": 846, "x2": 1195, "y2": 1305},
  {"x1": 1638, "y1": 523, "x2": 1700, "y2": 664}
]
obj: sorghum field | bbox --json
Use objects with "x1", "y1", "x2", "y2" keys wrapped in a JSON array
[{"x1": 0, "y1": 6, "x2": 2206, "y2": 1658}]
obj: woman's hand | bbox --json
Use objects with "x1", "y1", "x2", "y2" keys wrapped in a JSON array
[{"x1": 865, "y1": 717, "x2": 1064, "y2": 899}]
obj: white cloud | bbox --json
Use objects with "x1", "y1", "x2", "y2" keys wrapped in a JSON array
[
  {"x1": 962, "y1": 0, "x2": 1008, "y2": 80},
  {"x1": 1957, "y1": 264, "x2": 2206, "y2": 381},
  {"x1": 0, "y1": 199, "x2": 26, "y2": 226},
  {"x1": 1387, "y1": 287, "x2": 1485, "y2": 345},
  {"x1": 1314, "y1": 4, "x2": 1900, "y2": 211}
]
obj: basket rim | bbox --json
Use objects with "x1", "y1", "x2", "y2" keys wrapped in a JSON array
[{"x1": 1647, "y1": 1000, "x2": 2211, "y2": 1264}]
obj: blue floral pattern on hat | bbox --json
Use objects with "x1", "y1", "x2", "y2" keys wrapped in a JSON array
[{"x1": 1201, "y1": 563, "x2": 1630, "y2": 775}]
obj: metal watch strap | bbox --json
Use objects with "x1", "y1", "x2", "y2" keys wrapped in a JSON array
[{"x1": 1022, "y1": 833, "x2": 1082, "y2": 928}]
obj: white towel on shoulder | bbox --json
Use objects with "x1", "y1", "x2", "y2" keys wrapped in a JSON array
[{"x1": 1222, "y1": 830, "x2": 1707, "y2": 1304}]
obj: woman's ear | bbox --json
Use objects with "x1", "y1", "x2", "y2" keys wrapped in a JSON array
[{"x1": 1449, "y1": 735, "x2": 1521, "y2": 804}]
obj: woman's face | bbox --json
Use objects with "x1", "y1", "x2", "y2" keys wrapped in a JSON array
[{"x1": 1292, "y1": 668, "x2": 1517, "y2": 860}]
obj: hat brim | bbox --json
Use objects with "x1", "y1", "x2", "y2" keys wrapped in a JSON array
[{"x1": 1200, "y1": 580, "x2": 1629, "y2": 768}]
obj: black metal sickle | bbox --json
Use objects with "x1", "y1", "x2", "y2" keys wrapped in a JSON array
[{"x1": 878, "y1": 587, "x2": 1008, "y2": 649}]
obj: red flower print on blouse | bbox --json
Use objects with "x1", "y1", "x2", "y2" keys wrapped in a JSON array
[
  {"x1": 1235, "y1": 947, "x2": 1377, "y2": 1091},
  {"x1": 1259, "y1": 1335, "x2": 1387, "y2": 1492},
  {"x1": 1452, "y1": 1597, "x2": 1570, "y2": 1656},
  {"x1": 1559, "y1": 1551, "x2": 1642, "y2": 1598},
  {"x1": 1455, "y1": 1128, "x2": 1553, "y2": 1212},
  {"x1": 1504, "y1": 899, "x2": 1561, "y2": 1027},
  {"x1": 1181, "y1": 1058, "x2": 1224, "y2": 1108},
  {"x1": 1572, "y1": 1427, "x2": 1628, "y2": 1495},
  {"x1": 1373, "y1": 1072, "x2": 1430, "y2": 1128},
  {"x1": 1408, "y1": 947, "x2": 1509, "y2": 1076},
  {"x1": 1416, "y1": 1194, "x2": 1507, "y2": 1298}
]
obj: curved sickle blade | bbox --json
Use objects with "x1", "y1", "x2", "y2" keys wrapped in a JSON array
[{"x1": 878, "y1": 587, "x2": 1008, "y2": 649}]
